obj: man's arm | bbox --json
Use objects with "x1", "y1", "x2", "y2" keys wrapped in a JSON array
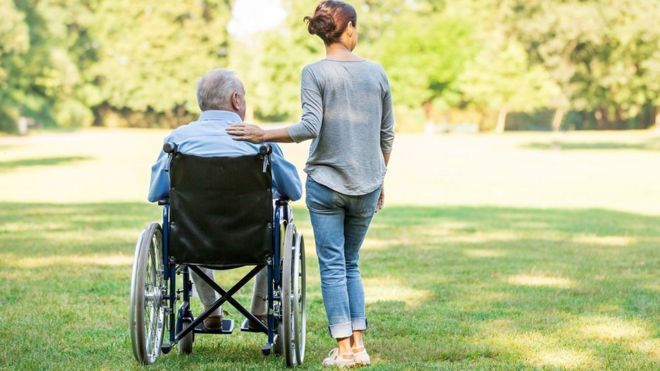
[
  {"x1": 269, "y1": 144, "x2": 302, "y2": 201},
  {"x1": 147, "y1": 148, "x2": 171, "y2": 203}
]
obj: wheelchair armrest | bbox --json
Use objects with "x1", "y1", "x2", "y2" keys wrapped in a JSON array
[{"x1": 157, "y1": 199, "x2": 169, "y2": 206}]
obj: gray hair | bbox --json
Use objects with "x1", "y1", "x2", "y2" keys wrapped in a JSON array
[{"x1": 196, "y1": 69, "x2": 243, "y2": 111}]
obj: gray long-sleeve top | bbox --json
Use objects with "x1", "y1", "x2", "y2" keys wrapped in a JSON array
[{"x1": 287, "y1": 59, "x2": 394, "y2": 195}]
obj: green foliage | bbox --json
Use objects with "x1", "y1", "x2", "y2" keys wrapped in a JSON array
[
  {"x1": 0, "y1": 0, "x2": 29, "y2": 131},
  {"x1": 1, "y1": 0, "x2": 659, "y2": 131},
  {"x1": 510, "y1": 0, "x2": 660, "y2": 128},
  {"x1": 87, "y1": 0, "x2": 231, "y2": 115},
  {"x1": 459, "y1": 36, "x2": 561, "y2": 114},
  {"x1": 229, "y1": 0, "x2": 322, "y2": 122},
  {"x1": 377, "y1": 12, "x2": 476, "y2": 110}
]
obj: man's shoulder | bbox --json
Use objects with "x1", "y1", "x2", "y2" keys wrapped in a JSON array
[{"x1": 164, "y1": 121, "x2": 199, "y2": 143}]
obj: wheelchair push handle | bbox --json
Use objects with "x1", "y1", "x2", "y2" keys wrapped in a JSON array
[
  {"x1": 163, "y1": 142, "x2": 177, "y2": 154},
  {"x1": 259, "y1": 145, "x2": 272, "y2": 173},
  {"x1": 259, "y1": 145, "x2": 272, "y2": 156}
]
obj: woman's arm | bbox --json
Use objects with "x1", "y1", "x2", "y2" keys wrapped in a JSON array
[
  {"x1": 226, "y1": 124, "x2": 293, "y2": 143},
  {"x1": 228, "y1": 66, "x2": 322, "y2": 144},
  {"x1": 377, "y1": 70, "x2": 394, "y2": 212},
  {"x1": 376, "y1": 150, "x2": 390, "y2": 212}
]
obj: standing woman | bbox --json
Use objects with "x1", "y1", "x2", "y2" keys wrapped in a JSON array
[{"x1": 227, "y1": 0, "x2": 394, "y2": 367}]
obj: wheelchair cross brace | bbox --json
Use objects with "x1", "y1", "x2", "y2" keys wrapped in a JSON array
[{"x1": 174, "y1": 264, "x2": 269, "y2": 342}]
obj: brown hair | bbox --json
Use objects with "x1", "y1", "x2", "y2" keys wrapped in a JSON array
[{"x1": 303, "y1": 1, "x2": 357, "y2": 45}]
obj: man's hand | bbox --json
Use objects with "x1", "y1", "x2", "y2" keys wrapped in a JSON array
[
  {"x1": 226, "y1": 123, "x2": 266, "y2": 143},
  {"x1": 376, "y1": 186, "x2": 384, "y2": 213}
]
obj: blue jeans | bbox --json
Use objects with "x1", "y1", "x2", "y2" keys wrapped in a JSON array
[{"x1": 306, "y1": 177, "x2": 381, "y2": 338}]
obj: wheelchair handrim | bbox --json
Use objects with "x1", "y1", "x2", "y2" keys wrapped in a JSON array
[{"x1": 129, "y1": 224, "x2": 166, "y2": 365}]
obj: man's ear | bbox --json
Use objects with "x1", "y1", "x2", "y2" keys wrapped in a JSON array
[{"x1": 231, "y1": 91, "x2": 241, "y2": 111}]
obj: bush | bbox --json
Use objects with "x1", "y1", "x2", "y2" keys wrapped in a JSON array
[
  {"x1": 54, "y1": 99, "x2": 94, "y2": 128},
  {"x1": 394, "y1": 105, "x2": 425, "y2": 133},
  {"x1": 0, "y1": 107, "x2": 18, "y2": 133}
]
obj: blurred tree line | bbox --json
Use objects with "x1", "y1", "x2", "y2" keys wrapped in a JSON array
[{"x1": 1, "y1": 0, "x2": 659, "y2": 133}]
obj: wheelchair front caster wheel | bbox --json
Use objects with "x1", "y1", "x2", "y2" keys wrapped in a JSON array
[
  {"x1": 261, "y1": 344, "x2": 272, "y2": 356},
  {"x1": 160, "y1": 344, "x2": 172, "y2": 354},
  {"x1": 274, "y1": 334, "x2": 282, "y2": 356}
]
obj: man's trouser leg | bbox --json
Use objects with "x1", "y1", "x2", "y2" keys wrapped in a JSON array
[
  {"x1": 191, "y1": 267, "x2": 223, "y2": 317},
  {"x1": 250, "y1": 267, "x2": 269, "y2": 317}
]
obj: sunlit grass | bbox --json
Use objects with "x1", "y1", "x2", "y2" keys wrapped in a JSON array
[
  {"x1": 362, "y1": 277, "x2": 432, "y2": 308},
  {"x1": 3, "y1": 254, "x2": 133, "y2": 268},
  {"x1": 2, "y1": 202, "x2": 657, "y2": 369},
  {"x1": 0, "y1": 130, "x2": 659, "y2": 369},
  {"x1": 506, "y1": 274, "x2": 574, "y2": 288}
]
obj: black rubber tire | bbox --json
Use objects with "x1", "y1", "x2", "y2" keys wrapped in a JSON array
[
  {"x1": 293, "y1": 233, "x2": 306, "y2": 365},
  {"x1": 281, "y1": 224, "x2": 297, "y2": 367}
]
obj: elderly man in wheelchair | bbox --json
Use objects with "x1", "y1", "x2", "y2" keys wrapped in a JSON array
[{"x1": 129, "y1": 69, "x2": 307, "y2": 367}]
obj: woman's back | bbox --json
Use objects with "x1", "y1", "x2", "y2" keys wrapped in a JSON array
[{"x1": 288, "y1": 59, "x2": 394, "y2": 195}]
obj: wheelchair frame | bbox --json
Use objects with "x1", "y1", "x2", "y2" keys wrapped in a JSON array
[{"x1": 129, "y1": 144, "x2": 306, "y2": 367}]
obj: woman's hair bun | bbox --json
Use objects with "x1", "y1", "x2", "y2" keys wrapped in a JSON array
[
  {"x1": 304, "y1": 12, "x2": 336, "y2": 37},
  {"x1": 303, "y1": 1, "x2": 357, "y2": 45}
]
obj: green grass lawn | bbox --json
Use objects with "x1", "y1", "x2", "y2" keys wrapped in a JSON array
[{"x1": 0, "y1": 130, "x2": 659, "y2": 370}]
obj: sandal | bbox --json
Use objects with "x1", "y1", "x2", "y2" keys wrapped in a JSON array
[
  {"x1": 353, "y1": 347, "x2": 370, "y2": 366},
  {"x1": 322, "y1": 348, "x2": 355, "y2": 368}
]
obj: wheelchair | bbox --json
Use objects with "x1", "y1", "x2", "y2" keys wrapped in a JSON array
[{"x1": 129, "y1": 143, "x2": 306, "y2": 367}]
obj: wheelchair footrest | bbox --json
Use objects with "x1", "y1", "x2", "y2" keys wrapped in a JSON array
[
  {"x1": 240, "y1": 318, "x2": 266, "y2": 333},
  {"x1": 194, "y1": 319, "x2": 234, "y2": 334}
]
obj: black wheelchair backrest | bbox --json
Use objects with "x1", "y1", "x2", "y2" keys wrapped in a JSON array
[{"x1": 168, "y1": 151, "x2": 273, "y2": 267}]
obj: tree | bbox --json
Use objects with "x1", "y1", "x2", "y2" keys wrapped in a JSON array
[
  {"x1": 375, "y1": 11, "x2": 477, "y2": 123},
  {"x1": 86, "y1": 0, "x2": 232, "y2": 126},
  {"x1": 0, "y1": 0, "x2": 30, "y2": 131},
  {"x1": 229, "y1": 0, "x2": 322, "y2": 122},
  {"x1": 510, "y1": 0, "x2": 660, "y2": 129},
  {"x1": 459, "y1": 33, "x2": 561, "y2": 132}
]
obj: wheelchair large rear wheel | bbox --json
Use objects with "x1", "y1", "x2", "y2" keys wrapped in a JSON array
[
  {"x1": 281, "y1": 224, "x2": 306, "y2": 367},
  {"x1": 130, "y1": 223, "x2": 167, "y2": 365}
]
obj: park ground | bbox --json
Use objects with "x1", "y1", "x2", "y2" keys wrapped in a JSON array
[{"x1": 0, "y1": 129, "x2": 658, "y2": 370}]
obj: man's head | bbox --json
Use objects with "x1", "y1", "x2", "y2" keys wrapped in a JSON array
[{"x1": 196, "y1": 69, "x2": 246, "y2": 120}]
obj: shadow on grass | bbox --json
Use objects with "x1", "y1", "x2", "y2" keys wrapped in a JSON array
[
  {"x1": 0, "y1": 202, "x2": 658, "y2": 369},
  {"x1": 0, "y1": 156, "x2": 92, "y2": 172},
  {"x1": 522, "y1": 137, "x2": 660, "y2": 151}
]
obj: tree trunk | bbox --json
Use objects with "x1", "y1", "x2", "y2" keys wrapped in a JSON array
[
  {"x1": 495, "y1": 107, "x2": 508, "y2": 133},
  {"x1": 595, "y1": 108, "x2": 609, "y2": 130},
  {"x1": 614, "y1": 106, "x2": 625, "y2": 129},
  {"x1": 423, "y1": 101, "x2": 434, "y2": 135},
  {"x1": 551, "y1": 107, "x2": 565, "y2": 132}
]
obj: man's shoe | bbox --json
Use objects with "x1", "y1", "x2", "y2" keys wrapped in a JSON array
[
  {"x1": 203, "y1": 314, "x2": 222, "y2": 330},
  {"x1": 248, "y1": 314, "x2": 268, "y2": 330}
]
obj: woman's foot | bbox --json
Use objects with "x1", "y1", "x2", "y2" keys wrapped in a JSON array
[
  {"x1": 322, "y1": 348, "x2": 355, "y2": 368},
  {"x1": 352, "y1": 347, "x2": 370, "y2": 366}
]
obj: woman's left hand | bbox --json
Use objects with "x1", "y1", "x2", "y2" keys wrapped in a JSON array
[
  {"x1": 376, "y1": 186, "x2": 385, "y2": 212},
  {"x1": 226, "y1": 123, "x2": 266, "y2": 143}
]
